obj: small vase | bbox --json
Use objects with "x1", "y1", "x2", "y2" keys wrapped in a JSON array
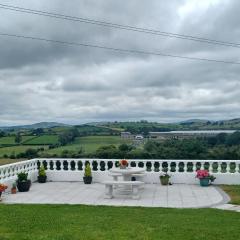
[{"x1": 200, "y1": 178, "x2": 210, "y2": 187}]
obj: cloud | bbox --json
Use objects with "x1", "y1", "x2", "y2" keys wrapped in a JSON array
[{"x1": 0, "y1": 0, "x2": 240, "y2": 125}]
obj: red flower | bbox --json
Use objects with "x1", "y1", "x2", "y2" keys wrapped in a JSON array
[
  {"x1": 0, "y1": 183, "x2": 8, "y2": 192},
  {"x1": 120, "y1": 159, "x2": 128, "y2": 166}
]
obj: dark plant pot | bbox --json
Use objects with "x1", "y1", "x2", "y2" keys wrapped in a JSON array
[
  {"x1": 38, "y1": 175, "x2": 47, "y2": 183},
  {"x1": 160, "y1": 176, "x2": 170, "y2": 185},
  {"x1": 83, "y1": 176, "x2": 92, "y2": 184},
  {"x1": 199, "y1": 178, "x2": 210, "y2": 187},
  {"x1": 17, "y1": 180, "x2": 31, "y2": 192},
  {"x1": 0, "y1": 191, "x2": 2, "y2": 198}
]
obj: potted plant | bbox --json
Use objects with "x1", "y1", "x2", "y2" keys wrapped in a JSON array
[
  {"x1": 159, "y1": 172, "x2": 171, "y2": 185},
  {"x1": 119, "y1": 159, "x2": 128, "y2": 169},
  {"x1": 11, "y1": 182, "x2": 17, "y2": 194},
  {"x1": 83, "y1": 163, "x2": 92, "y2": 184},
  {"x1": 196, "y1": 170, "x2": 216, "y2": 187},
  {"x1": 38, "y1": 164, "x2": 47, "y2": 183},
  {"x1": 0, "y1": 183, "x2": 8, "y2": 201},
  {"x1": 17, "y1": 172, "x2": 31, "y2": 192}
]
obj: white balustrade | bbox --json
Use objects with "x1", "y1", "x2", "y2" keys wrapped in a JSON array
[{"x1": 1, "y1": 158, "x2": 240, "y2": 185}]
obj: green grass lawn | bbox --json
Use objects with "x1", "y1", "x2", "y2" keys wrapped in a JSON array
[
  {"x1": 0, "y1": 205, "x2": 239, "y2": 240},
  {"x1": 46, "y1": 136, "x2": 131, "y2": 154},
  {"x1": 220, "y1": 185, "x2": 240, "y2": 205},
  {"x1": 23, "y1": 135, "x2": 59, "y2": 145}
]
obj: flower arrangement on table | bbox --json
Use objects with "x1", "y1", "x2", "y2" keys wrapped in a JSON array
[
  {"x1": 119, "y1": 159, "x2": 128, "y2": 169},
  {"x1": 0, "y1": 183, "x2": 8, "y2": 200},
  {"x1": 196, "y1": 170, "x2": 216, "y2": 187}
]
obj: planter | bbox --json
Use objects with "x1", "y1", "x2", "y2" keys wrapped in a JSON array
[
  {"x1": 120, "y1": 165, "x2": 127, "y2": 169},
  {"x1": 199, "y1": 178, "x2": 210, "y2": 187},
  {"x1": 160, "y1": 176, "x2": 170, "y2": 185},
  {"x1": 11, "y1": 188, "x2": 17, "y2": 194},
  {"x1": 0, "y1": 191, "x2": 2, "y2": 200},
  {"x1": 38, "y1": 175, "x2": 47, "y2": 183},
  {"x1": 17, "y1": 180, "x2": 31, "y2": 192},
  {"x1": 83, "y1": 176, "x2": 92, "y2": 184}
]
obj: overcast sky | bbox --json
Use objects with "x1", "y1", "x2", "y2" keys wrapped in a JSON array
[{"x1": 0, "y1": 0, "x2": 239, "y2": 126}]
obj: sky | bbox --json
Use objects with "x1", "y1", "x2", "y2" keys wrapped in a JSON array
[{"x1": 0, "y1": 0, "x2": 240, "y2": 126}]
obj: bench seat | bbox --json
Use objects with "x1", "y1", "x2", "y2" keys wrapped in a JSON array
[{"x1": 103, "y1": 181, "x2": 144, "y2": 199}]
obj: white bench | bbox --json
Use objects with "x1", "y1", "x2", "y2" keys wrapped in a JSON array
[
  {"x1": 131, "y1": 173, "x2": 146, "y2": 189},
  {"x1": 103, "y1": 181, "x2": 144, "y2": 200}
]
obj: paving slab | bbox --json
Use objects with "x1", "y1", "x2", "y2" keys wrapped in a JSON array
[{"x1": 2, "y1": 182, "x2": 227, "y2": 208}]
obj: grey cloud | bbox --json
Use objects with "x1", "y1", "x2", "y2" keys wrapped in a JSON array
[{"x1": 0, "y1": 0, "x2": 240, "y2": 125}]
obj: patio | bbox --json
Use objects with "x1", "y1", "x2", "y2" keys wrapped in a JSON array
[{"x1": 3, "y1": 182, "x2": 228, "y2": 208}]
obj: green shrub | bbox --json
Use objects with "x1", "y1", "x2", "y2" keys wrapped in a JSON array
[
  {"x1": 38, "y1": 165, "x2": 46, "y2": 177},
  {"x1": 84, "y1": 164, "x2": 92, "y2": 177},
  {"x1": 17, "y1": 172, "x2": 28, "y2": 182}
]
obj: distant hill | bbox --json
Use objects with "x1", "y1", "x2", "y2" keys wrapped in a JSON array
[{"x1": 0, "y1": 122, "x2": 70, "y2": 130}]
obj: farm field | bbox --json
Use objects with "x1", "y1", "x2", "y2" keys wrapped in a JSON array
[
  {"x1": 0, "y1": 145, "x2": 48, "y2": 158},
  {"x1": 0, "y1": 136, "x2": 35, "y2": 145},
  {"x1": 0, "y1": 158, "x2": 22, "y2": 166},
  {"x1": 46, "y1": 136, "x2": 131, "y2": 154},
  {"x1": 23, "y1": 135, "x2": 59, "y2": 145}
]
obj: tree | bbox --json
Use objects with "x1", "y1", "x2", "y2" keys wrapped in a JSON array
[
  {"x1": 32, "y1": 128, "x2": 44, "y2": 135},
  {"x1": 15, "y1": 133, "x2": 22, "y2": 144},
  {"x1": 0, "y1": 131, "x2": 5, "y2": 137},
  {"x1": 226, "y1": 131, "x2": 240, "y2": 146}
]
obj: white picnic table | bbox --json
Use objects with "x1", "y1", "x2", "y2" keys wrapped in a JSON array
[{"x1": 109, "y1": 167, "x2": 145, "y2": 181}]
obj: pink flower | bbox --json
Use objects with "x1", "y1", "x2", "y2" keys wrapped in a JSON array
[{"x1": 196, "y1": 170, "x2": 210, "y2": 179}]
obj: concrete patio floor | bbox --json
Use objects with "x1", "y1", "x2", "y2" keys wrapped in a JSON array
[{"x1": 3, "y1": 182, "x2": 228, "y2": 208}]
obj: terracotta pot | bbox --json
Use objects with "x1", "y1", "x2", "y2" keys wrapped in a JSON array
[{"x1": 11, "y1": 188, "x2": 17, "y2": 194}]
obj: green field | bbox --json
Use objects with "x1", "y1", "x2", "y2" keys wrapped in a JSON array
[
  {"x1": 23, "y1": 135, "x2": 59, "y2": 145},
  {"x1": 0, "y1": 205, "x2": 239, "y2": 240},
  {"x1": 0, "y1": 145, "x2": 47, "y2": 157},
  {"x1": 0, "y1": 136, "x2": 36, "y2": 145},
  {"x1": 0, "y1": 158, "x2": 22, "y2": 165},
  {"x1": 46, "y1": 136, "x2": 130, "y2": 154}
]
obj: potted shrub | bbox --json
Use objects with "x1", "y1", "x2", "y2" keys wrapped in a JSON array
[
  {"x1": 83, "y1": 163, "x2": 92, "y2": 184},
  {"x1": 17, "y1": 172, "x2": 31, "y2": 192},
  {"x1": 196, "y1": 170, "x2": 216, "y2": 187},
  {"x1": 11, "y1": 182, "x2": 17, "y2": 194},
  {"x1": 38, "y1": 164, "x2": 47, "y2": 183},
  {"x1": 159, "y1": 172, "x2": 171, "y2": 185},
  {"x1": 0, "y1": 183, "x2": 8, "y2": 201}
]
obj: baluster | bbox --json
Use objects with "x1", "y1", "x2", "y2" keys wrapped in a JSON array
[
  {"x1": 192, "y1": 161, "x2": 197, "y2": 172},
  {"x1": 217, "y1": 161, "x2": 222, "y2": 173},
  {"x1": 226, "y1": 162, "x2": 230, "y2": 173},
  {"x1": 52, "y1": 160, "x2": 57, "y2": 171},
  {"x1": 151, "y1": 161, "x2": 154, "y2": 172},
  {"x1": 209, "y1": 162, "x2": 213, "y2": 173},
  {"x1": 175, "y1": 161, "x2": 179, "y2": 172},
  {"x1": 73, "y1": 160, "x2": 77, "y2": 171},
  {"x1": 143, "y1": 161, "x2": 147, "y2": 170},
  {"x1": 83, "y1": 160, "x2": 87, "y2": 172},
  {"x1": 237, "y1": 162, "x2": 240, "y2": 173},
  {"x1": 158, "y1": 161, "x2": 162, "y2": 172},
  {"x1": 183, "y1": 161, "x2": 187, "y2": 173}
]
